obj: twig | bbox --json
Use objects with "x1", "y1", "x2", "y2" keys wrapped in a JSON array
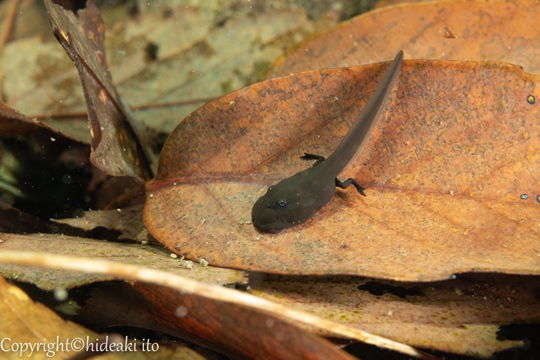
[
  {"x1": 30, "y1": 97, "x2": 215, "y2": 120},
  {"x1": 0, "y1": 0, "x2": 21, "y2": 48},
  {"x1": 0, "y1": 250, "x2": 441, "y2": 360}
]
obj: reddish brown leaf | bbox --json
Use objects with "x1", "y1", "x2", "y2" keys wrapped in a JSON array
[
  {"x1": 145, "y1": 59, "x2": 540, "y2": 280},
  {"x1": 80, "y1": 281, "x2": 357, "y2": 360},
  {"x1": 44, "y1": 0, "x2": 153, "y2": 180},
  {"x1": 270, "y1": 0, "x2": 540, "y2": 77}
]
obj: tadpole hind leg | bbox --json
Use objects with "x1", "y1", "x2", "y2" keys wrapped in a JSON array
[
  {"x1": 335, "y1": 178, "x2": 367, "y2": 196},
  {"x1": 300, "y1": 153, "x2": 325, "y2": 166}
]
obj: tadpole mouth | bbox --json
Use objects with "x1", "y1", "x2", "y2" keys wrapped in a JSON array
[
  {"x1": 251, "y1": 211, "x2": 288, "y2": 234},
  {"x1": 253, "y1": 221, "x2": 286, "y2": 234}
]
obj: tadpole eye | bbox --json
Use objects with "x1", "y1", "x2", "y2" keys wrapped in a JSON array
[{"x1": 277, "y1": 200, "x2": 288, "y2": 208}]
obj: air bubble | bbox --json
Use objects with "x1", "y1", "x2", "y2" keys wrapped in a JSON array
[
  {"x1": 175, "y1": 306, "x2": 188, "y2": 317},
  {"x1": 53, "y1": 287, "x2": 68, "y2": 301}
]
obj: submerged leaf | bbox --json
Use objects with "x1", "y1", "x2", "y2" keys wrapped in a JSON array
[
  {"x1": 0, "y1": 102, "x2": 37, "y2": 136},
  {"x1": 0, "y1": 2, "x2": 323, "y2": 143},
  {"x1": 145, "y1": 59, "x2": 540, "y2": 280},
  {"x1": 0, "y1": 0, "x2": 51, "y2": 43}
]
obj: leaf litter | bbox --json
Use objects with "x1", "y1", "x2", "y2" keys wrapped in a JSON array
[{"x1": 0, "y1": 0, "x2": 539, "y2": 358}]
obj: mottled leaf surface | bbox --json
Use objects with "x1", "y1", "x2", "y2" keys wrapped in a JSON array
[{"x1": 145, "y1": 60, "x2": 540, "y2": 280}]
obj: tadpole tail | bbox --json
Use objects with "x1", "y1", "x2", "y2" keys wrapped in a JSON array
[{"x1": 324, "y1": 50, "x2": 403, "y2": 175}]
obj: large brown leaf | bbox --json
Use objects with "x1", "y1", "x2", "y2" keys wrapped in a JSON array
[
  {"x1": 270, "y1": 0, "x2": 540, "y2": 77},
  {"x1": 145, "y1": 59, "x2": 540, "y2": 280}
]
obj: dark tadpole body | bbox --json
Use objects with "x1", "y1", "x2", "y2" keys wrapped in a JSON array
[{"x1": 252, "y1": 51, "x2": 404, "y2": 233}]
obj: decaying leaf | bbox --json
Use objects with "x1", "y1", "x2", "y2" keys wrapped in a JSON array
[
  {"x1": 270, "y1": 0, "x2": 540, "y2": 77},
  {"x1": 113, "y1": 7, "x2": 315, "y2": 135},
  {"x1": 44, "y1": 0, "x2": 153, "y2": 180},
  {"x1": 0, "y1": 233, "x2": 246, "y2": 290},
  {"x1": 0, "y1": 1, "x2": 329, "y2": 144},
  {"x1": 145, "y1": 59, "x2": 540, "y2": 281},
  {"x1": 249, "y1": 274, "x2": 538, "y2": 357},
  {"x1": 0, "y1": 17, "x2": 89, "y2": 142}
]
